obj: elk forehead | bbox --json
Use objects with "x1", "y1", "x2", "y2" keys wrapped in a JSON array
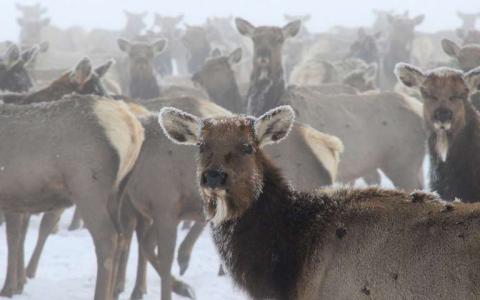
[
  {"x1": 422, "y1": 69, "x2": 468, "y2": 96},
  {"x1": 201, "y1": 117, "x2": 255, "y2": 143}
]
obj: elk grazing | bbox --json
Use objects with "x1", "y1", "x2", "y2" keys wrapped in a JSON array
[
  {"x1": 0, "y1": 94, "x2": 144, "y2": 299},
  {"x1": 396, "y1": 64, "x2": 480, "y2": 202},
  {"x1": 115, "y1": 94, "x2": 342, "y2": 300},
  {"x1": 160, "y1": 104, "x2": 480, "y2": 299},
  {"x1": 236, "y1": 18, "x2": 425, "y2": 190}
]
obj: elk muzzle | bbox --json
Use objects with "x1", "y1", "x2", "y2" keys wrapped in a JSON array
[
  {"x1": 201, "y1": 169, "x2": 228, "y2": 189},
  {"x1": 433, "y1": 107, "x2": 453, "y2": 130}
]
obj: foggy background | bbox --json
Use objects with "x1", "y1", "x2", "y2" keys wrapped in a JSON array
[{"x1": 1, "y1": 0, "x2": 479, "y2": 41}]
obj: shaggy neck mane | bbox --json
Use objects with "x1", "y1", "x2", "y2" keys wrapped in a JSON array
[
  {"x1": 247, "y1": 67, "x2": 286, "y2": 117},
  {"x1": 428, "y1": 101, "x2": 480, "y2": 202},
  {"x1": 211, "y1": 152, "x2": 336, "y2": 299}
]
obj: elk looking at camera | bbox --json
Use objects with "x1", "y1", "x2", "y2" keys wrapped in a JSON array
[
  {"x1": 396, "y1": 64, "x2": 480, "y2": 202},
  {"x1": 160, "y1": 105, "x2": 480, "y2": 299}
]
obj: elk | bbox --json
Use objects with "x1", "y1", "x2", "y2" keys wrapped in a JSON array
[
  {"x1": 235, "y1": 18, "x2": 425, "y2": 190},
  {"x1": 381, "y1": 13, "x2": 424, "y2": 90},
  {"x1": 160, "y1": 104, "x2": 480, "y2": 300},
  {"x1": 0, "y1": 94, "x2": 144, "y2": 299},
  {"x1": 442, "y1": 39, "x2": 480, "y2": 72},
  {"x1": 457, "y1": 11, "x2": 480, "y2": 30},
  {"x1": 0, "y1": 43, "x2": 39, "y2": 92},
  {"x1": 396, "y1": 64, "x2": 480, "y2": 202},
  {"x1": 115, "y1": 94, "x2": 342, "y2": 300},
  {"x1": 182, "y1": 25, "x2": 212, "y2": 74},
  {"x1": 118, "y1": 38, "x2": 167, "y2": 99},
  {"x1": 347, "y1": 28, "x2": 382, "y2": 65}
]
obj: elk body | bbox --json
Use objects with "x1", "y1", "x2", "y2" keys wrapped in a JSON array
[
  {"x1": 235, "y1": 18, "x2": 425, "y2": 190},
  {"x1": 0, "y1": 94, "x2": 144, "y2": 299},
  {"x1": 396, "y1": 64, "x2": 480, "y2": 203},
  {"x1": 160, "y1": 104, "x2": 480, "y2": 300}
]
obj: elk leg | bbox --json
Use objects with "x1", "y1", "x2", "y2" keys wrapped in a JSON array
[
  {"x1": 0, "y1": 210, "x2": 4, "y2": 226},
  {"x1": 1, "y1": 213, "x2": 24, "y2": 297},
  {"x1": 181, "y1": 220, "x2": 192, "y2": 230},
  {"x1": 26, "y1": 208, "x2": 64, "y2": 278},
  {"x1": 130, "y1": 224, "x2": 148, "y2": 300},
  {"x1": 68, "y1": 207, "x2": 83, "y2": 231},
  {"x1": 16, "y1": 213, "x2": 30, "y2": 293},
  {"x1": 177, "y1": 221, "x2": 206, "y2": 275}
]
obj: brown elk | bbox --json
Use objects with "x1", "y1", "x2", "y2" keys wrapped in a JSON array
[
  {"x1": 0, "y1": 94, "x2": 144, "y2": 299},
  {"x1": 235, "y1": 18, "x2": 425, "y2": 190},
  {"x1": 396, "y1": 64, "x2": 480, "y2": 202},
  {"x1": 160, "y1": 104, "x2": 480, "y2": 300},
  {"x1": 442, "y1": 39, "x2": 480, "y2": 72},
  {"x1": 115, "y1": 94, "x2": 342, "y2": 300}
]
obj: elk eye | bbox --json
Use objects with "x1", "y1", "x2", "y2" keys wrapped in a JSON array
[
  {"x1": 242, "y1": 144, "x2": 254, "y2": 155},
  {"x1": 198, "y1": 142, "x2": 206, "y2": 153}
]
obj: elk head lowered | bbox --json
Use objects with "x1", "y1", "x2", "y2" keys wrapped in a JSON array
[{"x1": 159, "y1": 105, "x2": 295, "y2": 225}]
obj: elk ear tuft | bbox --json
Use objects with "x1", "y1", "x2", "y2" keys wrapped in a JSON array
[
  {"x1": 117, "y1": 38, "x2": 132, "y2": 53},
  {"x1": 282, "y1": 20, "x2": 302, "y2": 38},
  {"x1": 70, "y1": 57, "x2": 93, "y2": 85},
  {"x1": 255, "y1": 105, "x2": 295, "y2": 147},
  {"x1": 441, "y1": 39, "x2": 461, "y2": 58},
  {"x1": 235, "y1": 18, "x2": 255, "y2": 37},
  {"x1": 158, "y1": 107, "x2": 201, "y2": 145}
]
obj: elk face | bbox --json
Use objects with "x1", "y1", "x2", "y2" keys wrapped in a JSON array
[
  {"x1": 235, "y1": 18, "x2": 301, "y2": 82},
  {"x1": 348, "y1": 28, "x2": 381, "y2": 63},
  {"x1": 442, "y1": 39, "x2": 480, "y2": 72},
  {"x1": 123, "y1": 10, "x2": 147, "y2": 36},
  {"x1": 118, "y1": 38, "x2": 167, "y2": 79},
  {"x1": 387, "y1": 14, "x2": 424, "y2": 45},
  {"x1": 159, "y1": 106, "x2": 294, "y2": 225},
  {"x1": 191, "y1": 48, "x2": 242, "y2": 94},
  {"x1": 395, "y1": 63, "x2": 480, "y2": 160},
  {"x1": 0, "y1": 44, "x2": 38, "y2": 92}
]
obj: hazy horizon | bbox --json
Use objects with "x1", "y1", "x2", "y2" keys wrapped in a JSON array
[{"x1": 1, "y1": 0, "x2": 479, "y2": 42}]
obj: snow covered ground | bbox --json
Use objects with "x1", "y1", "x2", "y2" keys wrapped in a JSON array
[
  {"x1": 0, "y1": 158, "x2": 430, "y2": 299},
  {"x1": 0, "y1": 208, "x2": 247, "y2": 300}
]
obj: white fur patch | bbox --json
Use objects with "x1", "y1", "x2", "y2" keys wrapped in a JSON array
[
  {"x1": 94, "y1": 99, "x2": 145, "y2": 189},
  {"x1": 435, "y1": 130, "x2": 449, "y2": 162},
  {"x1": 210, "y1": 190, "x2": 228, "y2": 226}
]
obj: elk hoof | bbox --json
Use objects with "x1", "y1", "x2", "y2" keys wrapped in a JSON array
[
  {"x1": 173, "y1": 280, "x2": 196, "y2": 299},
  {"x1": 68, "y1": 222, "x2": 82, "y2": 231},
  {"x1": 178, "y1": 255, "x2": 191, "y2": 276},
  {"x1": 0, "y1": 286, "x2": 14, "y2": 298},
  {"x1": 26, "y1": 265, "x2": 36, "y2": 279},
  {"x1": 218, "y1": 264, "x2": 226, "y2": 276},
  {"x1": 130, "y1": 286, "x2": 146, "y2": 300}
]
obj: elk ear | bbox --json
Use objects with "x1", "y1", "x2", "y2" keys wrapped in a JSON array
[
  {"x1": 4, "y1": 44, "x2": 21, "y2": 70},
  {"x1": 151, "y1": 39, "x2": 167, "y2": 55},
  {"x1": 465, "y1": 67, "x2": 480, "y2": 92},
  {"x1": 255, "y1": 105, "x2": 295, "y2": 147},
  {"x1": 117, "y1": 38, "x2": 132, "y2": 53},
  {"x1": 394, "y1": 63, "x2": 426, "y2": 88},
  {"x1": 412, "y1": 14, "x2": 425, "y2": 26},
  {"x1": 235, "y1": 18, "x2": 255, "y2": 37},
  {"x1": 441, "y1": 39, "x2": 461, "y2": 58},
  {"x1": 283, "y1": 20, "x2": 301, "y2": 38},
  {"x1": 70, "y1": 57, "x2": 93, "y2": 85},
  {"x1": 228, "y1": 48, "x2": 242, "y2": 64},
  {"x1": 95, "y1": 59, "x2": 115, "y2": 78},
  {"x1": 158, "y1": 107, "x2": 201, "y2": 145},
  {"x1": 21, "y1": 45, "x2": 40, "y2": 66}
]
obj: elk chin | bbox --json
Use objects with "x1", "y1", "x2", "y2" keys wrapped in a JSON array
[
  {"x1": 201, "y1": 187, "x2": 229, "y2": 226},
  {"x1": 432, "y1": 123, "x2": 451, "y2": 162}
]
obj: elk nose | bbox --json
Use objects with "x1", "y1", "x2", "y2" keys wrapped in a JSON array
[
  {"x1": 201, "y1": 170, "x2": 228, "y2": 189},
  {"x1": 434, "y1": 108, "x2": 453, "y2": 123}
]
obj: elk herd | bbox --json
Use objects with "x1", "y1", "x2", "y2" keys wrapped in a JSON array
[{"x1": 1, "y1": 3, "x2": 480, "y2": 300}]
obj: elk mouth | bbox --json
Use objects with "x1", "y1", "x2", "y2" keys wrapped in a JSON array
[
  {"x1": 201, "y1": 187, "x2": 229, "y2": 226},
  {"x1": 433, "y1": 121, "x2": 452, "y2": 131}
]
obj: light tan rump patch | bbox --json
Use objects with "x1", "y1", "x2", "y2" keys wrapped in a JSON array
[
  {"x1": 297, "y1": 123, "x2": 344, "y2": 182},
  {"x1": 94, "y1": 99, "x2": 145, "y2": 189}
]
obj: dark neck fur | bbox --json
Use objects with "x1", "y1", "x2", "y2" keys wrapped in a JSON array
[
  {"x1": 130, "y1": 74, "x2": 160, "y2": 100},
  {"x1": 212, "y1": 154, "x2": 336, "y2": 299},
  {"x1": 247, "y1": 68, "x2": 286, "y2": 117},
  {"x1": 429, "y1": 102, "x2": 480, "y2": 202},
  {"x1": 205, "y1": 74, "x2": 244, "y2": 114}
]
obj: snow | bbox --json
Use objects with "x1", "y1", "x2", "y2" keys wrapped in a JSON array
[{"x1": 0, "y1": 208, "x2": 247, "y2": 300}]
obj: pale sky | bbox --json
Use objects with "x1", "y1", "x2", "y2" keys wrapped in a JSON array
[{"x1": 1, "y1": 0, "x2": 479, "y2": 41}]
